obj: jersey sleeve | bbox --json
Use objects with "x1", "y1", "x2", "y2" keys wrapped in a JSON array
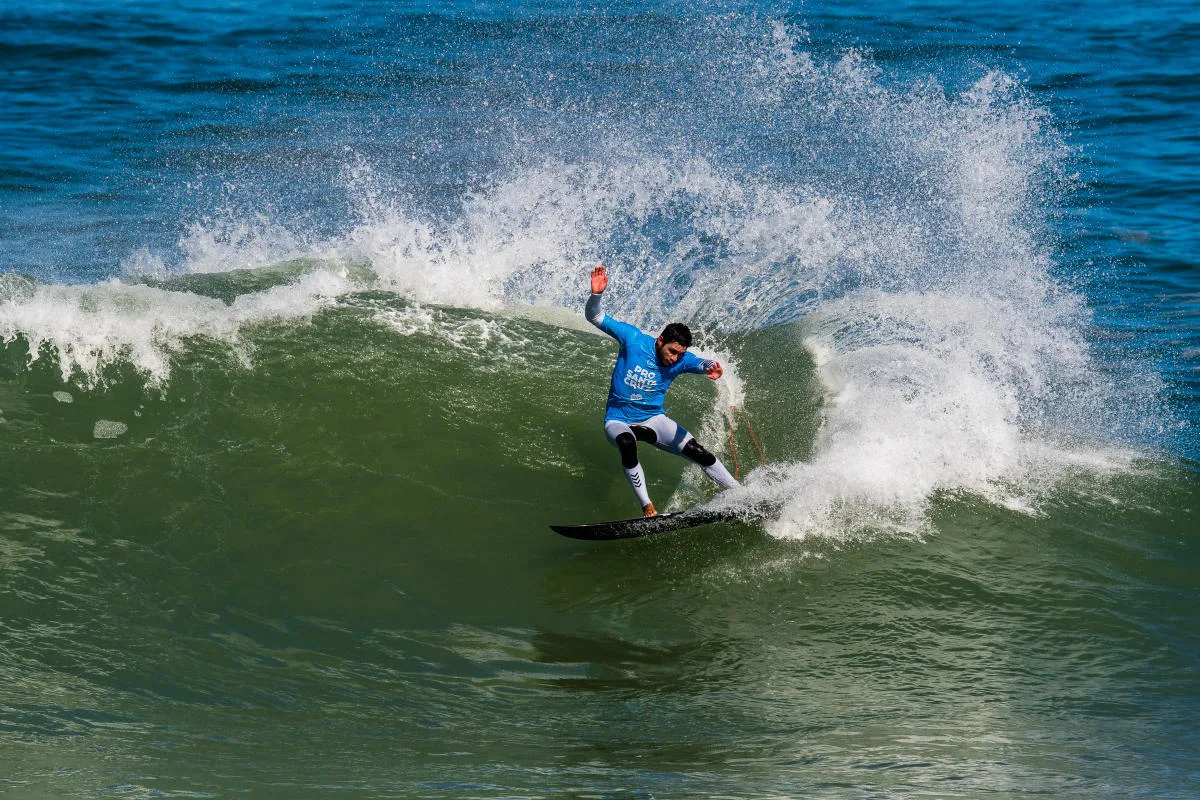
[
  {"x1": 585, "y1": 293, "x2": 644, "y2": 347},
  {"x1": 680, "y1": 352, "x2": 714, "y2": 374},
  {"x1": 599, "y1": 316, "x2": 641, "y2": 345}
]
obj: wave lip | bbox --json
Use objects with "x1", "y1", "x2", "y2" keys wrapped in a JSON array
[{"x1": 0, "y1": 270, "x2": 352, "y2": 387}]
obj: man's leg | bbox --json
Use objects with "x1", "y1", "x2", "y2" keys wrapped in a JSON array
[
  {"x1": 642, "y1": 415, "x2": 741, "y2": 490},
  {"x1": 604, "y1": 420, "x2": 656, "y2": 515},
  {"x1": 682, "y1": 438, "x2": 740, "y2": 489}
]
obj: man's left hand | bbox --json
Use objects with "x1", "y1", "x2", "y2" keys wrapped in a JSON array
[{"x1": 706, "y1": 361, "x2": 723, "y2": 380}]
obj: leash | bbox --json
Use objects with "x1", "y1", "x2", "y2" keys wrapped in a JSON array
[
  {"x1": 727, "y1": 411, "x2": 741, "y2": 479},
  {"x1": 726, "y1": 405, "x2": 766, "y2": 480}
]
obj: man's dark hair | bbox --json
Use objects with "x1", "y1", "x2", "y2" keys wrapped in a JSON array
[{"x1": 659, "y1": 322, "x2": 692, "y2": 348}]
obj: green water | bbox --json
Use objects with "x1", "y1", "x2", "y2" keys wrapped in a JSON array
[{"x1": 1, "y1": 299, "x2": 1195, "y2": 798}]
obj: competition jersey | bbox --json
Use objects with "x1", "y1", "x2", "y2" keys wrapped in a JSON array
[{"x1": 595, "y1": 314, "x2": 712, "y2": 423}]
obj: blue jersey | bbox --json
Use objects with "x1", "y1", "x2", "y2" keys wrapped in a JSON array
[{"x1": 596, "y1": 315, "x2": 712, "y2": 423}]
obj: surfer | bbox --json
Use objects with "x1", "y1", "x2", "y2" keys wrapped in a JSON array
[{"x1": 586, "y1": 265, "x2": 740, "y2": 517}]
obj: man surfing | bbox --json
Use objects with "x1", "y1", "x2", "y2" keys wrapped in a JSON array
[{"x1": 585, "y1": 265, "x2": 740, "y2": 517}]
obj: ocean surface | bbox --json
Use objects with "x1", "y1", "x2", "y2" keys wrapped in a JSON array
[{"x1": 1, "y1": 1, "x2": 1197, "y2": 797}]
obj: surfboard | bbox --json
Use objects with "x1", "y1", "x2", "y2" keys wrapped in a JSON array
[{"x1": 550, "y1": 507, "x2": 744, "y2": 541}]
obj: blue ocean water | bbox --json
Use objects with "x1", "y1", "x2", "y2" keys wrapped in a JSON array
[{"x1": 1, "y1": 1, "x2": 1197, "y2": 797}]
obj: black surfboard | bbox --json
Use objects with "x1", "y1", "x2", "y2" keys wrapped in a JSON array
[{"x1": 550, "y1": 507, "x2": 744, "y2": 541}]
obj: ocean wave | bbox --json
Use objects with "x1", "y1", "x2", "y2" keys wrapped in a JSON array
[{"x1": 0, "y1": 24, "x2": 1166, "y2": 535}]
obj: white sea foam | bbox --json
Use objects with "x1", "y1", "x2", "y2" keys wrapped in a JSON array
[
  {"x1": 369, "y1": 302, "x2": 533, "y2": 361},
  {"x1": 0, "y1": 271, "x2": 352, "y2": 386},
  {"x1": 93, "y1": 419, "x2": 128, "y2": 439},
  {"x1": 731, "y1": 290, "x2": 1136, "y2": 541}
]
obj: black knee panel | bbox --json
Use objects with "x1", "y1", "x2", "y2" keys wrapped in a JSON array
[
  {"x1": 631, "y1": 425, "x2": 658, "y2": 445},
  {"x1": 615, "y1": 432, "x2": 639, "y2": 469},
  {"x1": 682, "y1": 438, "x2": 717, "y2": 467}
]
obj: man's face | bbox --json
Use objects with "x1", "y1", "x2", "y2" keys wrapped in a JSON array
[{"x1": 655, "y1": 336, "x2": 687, "y2": 367}]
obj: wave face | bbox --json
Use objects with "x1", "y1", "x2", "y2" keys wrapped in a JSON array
[
  {"x1": 1, "y1": 19, "x2": 1170, "y2": 537},
  {"x1": 0, "y1": 3, "x2": 1196, "y2": 799}
]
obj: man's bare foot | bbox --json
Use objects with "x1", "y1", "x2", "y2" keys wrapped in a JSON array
[{"x1": 642, "y1": 503, "x2": 657, "y2": 517}]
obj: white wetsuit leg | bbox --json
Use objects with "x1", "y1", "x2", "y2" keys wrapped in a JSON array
[
  {"x1": 634, "y1": 414, "x2": 690, "y2": 455},
  {"x1": 604, "y1": 420, "x2": 652, "y2": 507},
  {"x1": 627, "y1": 415, "x2": 741, "y2": 491}
]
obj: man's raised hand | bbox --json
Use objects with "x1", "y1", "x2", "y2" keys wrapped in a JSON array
[
  {"x1": 706, "y1": 361, "x2": 724, "y2": 380},
  {"x1": 590, "y1": 265, "x2": 608, "y2": 294}
]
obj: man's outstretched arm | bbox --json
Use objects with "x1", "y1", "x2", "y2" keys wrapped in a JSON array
[
  {"x1": 585, "y1": 265, "x2": 608, "y2": 329},
  {"x1": 681, "y1": 352, "x2": 725, "y2": 380},
  {"x1": 586, "y1": 265, "x2": 651, "y2": 348}
]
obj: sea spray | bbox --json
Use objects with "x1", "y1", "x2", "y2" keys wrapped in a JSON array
[{"x1": 0, "y1": 20, "x2": 1162, "y2": 536}]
